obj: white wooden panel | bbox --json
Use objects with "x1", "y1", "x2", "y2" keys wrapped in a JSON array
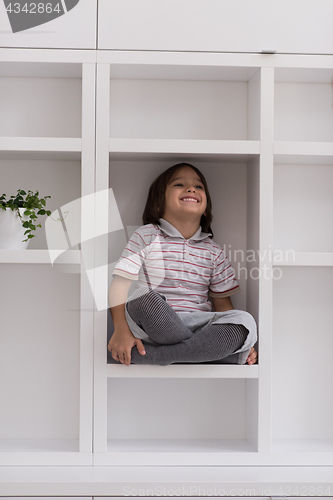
[
  {"x1": 275, "y1": 82, "x2": 333, "y2": 142},
  {"x1": 257, "y1": 67, "x2": 274, "y2": 453},
  {"x1": 0, "y1": 249, "x2": 80, "y2": 264},
  {"x1": 274, "y1": 252, "x2": 333, "y2": 267},
  {"x1": 107, "y1": 378, "x2": 247, "y2": 440},
  {"x1": 93, "y1": 63, "x2": 110, "y2": 453},
  {"x1": 3, "y1": 496, "x2": 87, "y2": 500},
  {"x1": 272, "y1": 267, "x2": 333, "y2": 445},
  {"x1": 1, "y1": 465, "x2": 333, "y2": 495},
  {"x1": 79, "y1": 63, "x2": 96, "y2": 453},
  {"x1": 107, "y1": 364, "x2": 258, "y2": 378},
  {"x1": 98, "y1": 0, "x2": 333, "y2": 54},
  {"x1": 274, "y1": 162, "x2": 333, "y2": 253},
  {"x1": 0, "y1": 76, "x2": 82, "y2": 138},
  {"x1": 0, "y1": 0, "x2": 97, "y2": 49},
  {"x1": 0, "y1": 265, "x2": 80, "y2": 440},
  {"x1": 109, "y1": 79, "x2": 249, "y2": 141},
  {"x1": 109, "y1": 139, "x2": 260, "y2": 159}
]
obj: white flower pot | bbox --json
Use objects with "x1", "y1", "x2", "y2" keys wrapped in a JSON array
[{"x1": 0, "y1": 207, "x2": 30, "y2": 249}]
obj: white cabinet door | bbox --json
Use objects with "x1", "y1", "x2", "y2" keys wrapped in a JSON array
[
  {"x1": 0, "y1": 0, "x2": 97, "y2": 49},
  {"x1": 98, "y1": 0, "x2": 333, "y2": 54}
]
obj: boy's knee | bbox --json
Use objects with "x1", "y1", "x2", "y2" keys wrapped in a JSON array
[
  {"x1": 127, "y1": 288, "x2": 161, "y2": 318},
  {"x1": 239, "y1": 311, "x2": 257, "y2": 333}
]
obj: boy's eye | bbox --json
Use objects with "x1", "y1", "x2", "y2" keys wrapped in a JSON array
[{"x1": 174, "y1": 183, "x2": 204, "y2": 189}]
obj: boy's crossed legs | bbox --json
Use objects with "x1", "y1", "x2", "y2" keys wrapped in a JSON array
[{"x1": 125, "y1": 290, "x2": 248, "y2": 366}]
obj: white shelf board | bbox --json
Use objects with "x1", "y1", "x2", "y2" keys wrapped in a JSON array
[
  {"x1": 99, "y1": 439, "x2": 258, "y2": 465},
  {"x1": 273, "y1": 252, "x2": 333, "y2": 267},
  {"x1": 0, "y1": 439, "x2": 92, "y2": 466},
  {"x1": 109, "y1": 139, "x2": 260, "y2": 162},
  {"x1": 0, "y1": 249, "x2": 81, "y2": 265},
  {"x1": 274, "y1": 141, "x2": 333, "y2": 164},
  {"x1": 272, "y1": 439, "x2": 333, "y2": 454},
  {"x1": 1, "y1": 464, "x2": 333, "y2": 496},
  {"x1": 95, "y1": 439, "x2": 333, "y2": 466},
  {"x1": 0, "y1": 49, "x2": 96, "y2": 72},
  {"x1": 107, "y1": 363, "x2": 258, "y2": 378},
  {"x1": 0, "y1": 137, "x2": 82, "y2": 160},
  {"x1": 98, "y1": 439, "x2": 260, "y2": 466},
  {"x1": 275, "y1": 67, "x2": 333, "y2": 83},
  {"x1": 99, "y1": 50, "x2": 264, "y2": 80},
  {"x1": 0, "y1": 438, "x2": 79, "y2": 453},
  {"x1": 107, "y1": 438, "x2": 256, "y2": 453}
]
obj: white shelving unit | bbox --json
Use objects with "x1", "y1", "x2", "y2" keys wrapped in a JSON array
[
  {"x1": 93, "y1": 51, "x2": 333, "y2": 467},
  {"x1": 271, "y1": 64, "x2": 333, "y2": 461},
  {"x1": 1, "y1": 45, "x2": 333, "y2": 480},
  {"x1": 94, "y1": 51, "x2": 264, "y2": 466},
  {"x1": 0, "y1": 49, "x2": 96, "y2": 465}
]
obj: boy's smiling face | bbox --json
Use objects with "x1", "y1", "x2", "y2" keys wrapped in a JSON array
[{"x1": 162, "y1": 166, "x2": 207, "y2": 224}]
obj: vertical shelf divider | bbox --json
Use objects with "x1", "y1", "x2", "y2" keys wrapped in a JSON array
[
  {"x1": 93, "y1": 62, "x2": 111, "y2": 454},
  {"x1": 257, "y1": 66, "x2": 275, "y2": 453},
  {"x1": 79, "y1": 62, "x2": 96, "y2": 454}
]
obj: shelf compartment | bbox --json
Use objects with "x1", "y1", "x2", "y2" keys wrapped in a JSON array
[
  {"x1": 106, "y1": 64, "x2": 261, "y2": 142},
  {"x1": 101, "y1": 157, "x2": 259, "y2": 465},
  {"x1": 272, "y1": 267, "x2": 333, "y2": 453},
  {"x1": 104, "y1": 376, "x2": 259, "y2": 465},
  {"x1": 0, "y1": 265, "x2": 82, "y2": 464},
  {"x1": 273, "y1": 159, "x2": 333, "y2": 253},
  {"x1": 0, "y1": 137, "x2": 82, "y2": 160},
  {"x1": 107, "y1": 158, "x2": 259, "y2": 313},
  {"x1": 0, "y1": 157, "x2": 82, "y2": 250},
  {"x1": 107, "y1": 364, "x2": 258, "y2": 378},
  {"x1": 274, "y1": 68, "x2": 333, "y2": 143},
  {"x1": 0, "y1": 64, "x2": 82, "y2": 139}
]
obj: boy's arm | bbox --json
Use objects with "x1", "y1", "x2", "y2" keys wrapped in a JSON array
[
  {"x1": 108, "y1": 275, "x2": 146, "y2": 365},
  {"x1": 211, "y1": 295, "x2": 257, "y2": 365},
  {"x1": 211, "y1": 296, "x2": 234, "y2": 312}
]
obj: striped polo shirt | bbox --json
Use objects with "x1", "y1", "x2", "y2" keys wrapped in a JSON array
[{"x1": 113, "y1": 218, "x2": 240, "y2": 313}]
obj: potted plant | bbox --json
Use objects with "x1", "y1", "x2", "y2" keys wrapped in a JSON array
[{"x1": 0, "y1": 189, "x2": 51, "y2": 249}]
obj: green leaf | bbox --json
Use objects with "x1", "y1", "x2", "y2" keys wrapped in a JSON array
[
  {"x1": 27, "y1": 234, "x2": 34, "y2": 239},
  {"x1": 22, "y1": 221, "x2": 30, "y2": 228},
  {"x1": 24, "y1": 230, "x2": 31, "y2": 235},
  {"x1": 38, "y1": 209, "x2": 46, "y2": 215}
]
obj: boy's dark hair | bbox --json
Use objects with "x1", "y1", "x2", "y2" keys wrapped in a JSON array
[{"x1": 142, "y1": 162, "x2": 213, "y2": 237}]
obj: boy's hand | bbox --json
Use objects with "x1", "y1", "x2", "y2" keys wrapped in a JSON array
[
  {"x1": 108, "y1": 326, "x2": 146, "y2": 366},
  {"x1": 246, "y1": 347, "x2": 258, "y2": 365}
]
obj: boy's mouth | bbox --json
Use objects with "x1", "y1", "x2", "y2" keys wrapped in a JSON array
[{"x1": 180, "y1": 197, "x2": 199, "y2": 203}]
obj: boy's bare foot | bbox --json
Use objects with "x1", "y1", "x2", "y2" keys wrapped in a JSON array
[{"x1": 247, "y1": 347, "x2": 258, "y2": 365}]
